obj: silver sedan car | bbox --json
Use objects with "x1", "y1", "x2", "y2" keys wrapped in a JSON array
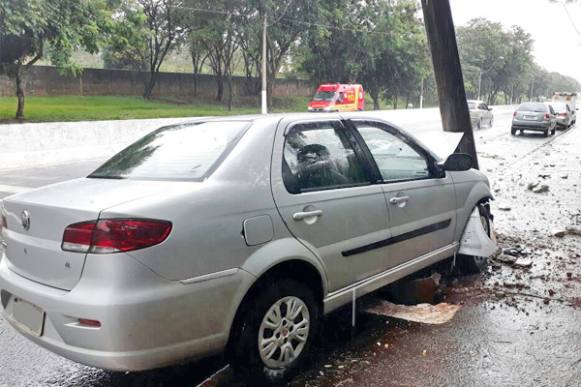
[
  {"x1": 468, "y1": 100, "x2": 494, "y2": 129},
  {"x1": 0, "y1": 114, "x2": 495, "y2": 383}
]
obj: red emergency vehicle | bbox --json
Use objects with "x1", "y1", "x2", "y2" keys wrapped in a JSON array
[{"x1": 308, "y1": 83, "x2": 365, "y2": 112}]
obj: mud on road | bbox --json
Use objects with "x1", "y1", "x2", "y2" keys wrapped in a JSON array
[{"x1": 1, "y1": 124, "x2": 580, "y2": 387}]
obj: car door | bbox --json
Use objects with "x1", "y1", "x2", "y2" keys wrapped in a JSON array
[
  {"x1": 348, "y1": 119, "x2": 457, "y2": 270},
  {"x1": 271, "y1": 119, "x2": 391, "y2": 292}
]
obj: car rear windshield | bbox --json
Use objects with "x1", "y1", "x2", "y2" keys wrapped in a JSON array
[
  {"x1": 89, "y1": 121, "x2": 249, "y2": 181},
  {"x1": 517, "y1": 103, "x2": 546, "y2": 112}
]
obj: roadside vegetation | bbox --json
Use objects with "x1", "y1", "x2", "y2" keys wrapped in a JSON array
[{"x1": 0, "y1": 96, "x2": 311, "y2": 122}]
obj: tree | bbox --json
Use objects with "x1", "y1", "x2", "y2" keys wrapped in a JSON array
[
  {"x1": 260, "y1": 0, "x2": 320, "y2": 107},
  {"x1": 300, "y1": 0, "x2": 428, "y2": 110},
  {"x1": 187, "y1": 0, "x2": 241, "y2": 107},
  {"x1": 107, "y1": 0, "x2": 189, "y2": 99},
  {"x1": 0, "y1": 0, "x2": 112, "y2": 119},
  {"x1": 457, "y1": 18, "x2": 510, "y2": 104},
  {"x1": 188, "y1": 34, "x2": 207, "y2": 97}
]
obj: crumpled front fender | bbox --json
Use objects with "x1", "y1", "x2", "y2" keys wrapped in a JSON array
[{"x1": 458, "y1": 207, "x2": 498, "y2": 257}]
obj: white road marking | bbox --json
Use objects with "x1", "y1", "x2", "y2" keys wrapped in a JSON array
[{"x1": 0, "y1": 184, "x2": 32, "y2": 194}]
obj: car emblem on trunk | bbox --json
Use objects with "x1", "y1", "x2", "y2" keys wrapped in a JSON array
[{"x1": 21, "y1": 210, "x2": 30, "y2": 231}]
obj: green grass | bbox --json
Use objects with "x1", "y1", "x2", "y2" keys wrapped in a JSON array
[{"x1": 0, "y1": 95, "x2": 312, "y2": 123}]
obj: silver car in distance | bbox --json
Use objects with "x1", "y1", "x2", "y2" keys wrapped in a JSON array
[{"x1": 0, "y1": 114, "x2": 494, "y2": 383}]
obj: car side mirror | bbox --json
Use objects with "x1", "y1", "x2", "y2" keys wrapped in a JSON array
[{"x1": 441, "y1": 153, "x2": 473, "y2": 171}]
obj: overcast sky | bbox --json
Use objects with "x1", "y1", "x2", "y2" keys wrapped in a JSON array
[{"x1": 450, "y1": 0, "x2": 581, "y2": 83}]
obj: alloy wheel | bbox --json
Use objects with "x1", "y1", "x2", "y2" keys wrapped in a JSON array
[{"x1": 258, "y1": 296, "x2": 310, "y2": 369}]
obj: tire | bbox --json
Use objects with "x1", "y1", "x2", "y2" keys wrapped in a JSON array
[
  {"x1": 544, "y1": 129, "x2": 549, "y2": 137},
  {"x1": 230, "y1": 278, "x2": 320, "y2": 385},
  {"x1": 477, "y1": 119, "x2": 482, "y2": 130},
  {"x1": 551, "y1": 127, "x2": 556, "y2": 135},
  {"x1": 489, "y1": 117, "x2": 494, "y2": 127},
  {"x1": 457, "y1": 203, "x2": 492, "y2": 274},
  {"x1": 510, "y1": 127, "x2": 516, "y2": 135}
]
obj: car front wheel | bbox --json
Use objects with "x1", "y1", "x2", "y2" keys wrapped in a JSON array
[{"x1": 231, "y1": 279, "x2": 320, "y2": 384}]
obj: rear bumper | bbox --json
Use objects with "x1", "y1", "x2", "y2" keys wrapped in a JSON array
[
  {"x1": 556, "y1": 117, "x2": 570, "y2": 127},
  {"x1": 0, "y1": 253, "x2": 254, "y2": 371},
  {"x1": 511, "y1": 120, "x2": 550, "y2": 131}
]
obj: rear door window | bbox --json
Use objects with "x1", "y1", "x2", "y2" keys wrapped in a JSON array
[
  {"x1": 283, "y1": 121, "x2": 369, "y2": 193},
  {"x1": 90, "y1": 121, "x2": 249, "y2": 181}
]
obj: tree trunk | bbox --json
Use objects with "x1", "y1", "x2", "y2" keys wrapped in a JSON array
[
  {"x1": 15, "y1": 67, "x2": 25, "y2": 120},
  {"x1": 143, "y1": 71, "x2": 157, "y2": 99},
  {"x1": 370, "y1": 89, "x2": 380, "y2": 110},
  {"x1": 215, "y1": 74, "x2": 224, "y2": 102},
  {"x1": 405, "y1": 93, "x2": 411, "y2": 109},
  {"x1": 226, "y1": 72, "x2": 233, "y2": 111},
  {"x1": 421, "y1": 0, "x2": 479, "y2": 169},
  {"x1": 392, "y1": 93, "x2": 398, "y2": 110}
]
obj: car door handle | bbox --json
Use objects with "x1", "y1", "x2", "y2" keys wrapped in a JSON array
[
  {"x1": 389, "y1": 196, "x2": 410, "y2": 205},
  {"x1": 293, "y1": 210, "x2": 323, "y2": 221}
]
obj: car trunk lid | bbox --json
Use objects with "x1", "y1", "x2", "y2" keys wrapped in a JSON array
[
  {"x1": 516, "y1": 110, "x2": 544, "y2": 122},
  {"x1": 1, "y1": 178, "x2": 185, "y2": 290}
]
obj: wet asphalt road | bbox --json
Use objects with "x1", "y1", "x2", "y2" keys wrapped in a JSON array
[{"x1": 1, "y1": 113, "x2": 580, "y2": 387}]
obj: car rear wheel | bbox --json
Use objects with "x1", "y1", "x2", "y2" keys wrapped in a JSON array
[
  {"x1": 457, "y1": 204, "x2": 492, "y2": 274},
  {"x1": 230, "y1": 279, "x2": 320, "y2": 384},
  {"x1": 510, "y1": 127, "x2": 516, "y2": 135},
  {"x1": 544, "y1": 128, "x2": 549, "y2": 137},
  {"x1": 477, "y1": 119, "x2": 482, "y2": 130}
]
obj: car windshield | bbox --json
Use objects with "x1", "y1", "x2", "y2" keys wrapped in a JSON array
[
  {"x1": 89, "y1": 121, "x2": 249, "y2": 181},
  {"x1": 517, "y1": 103, "x2": 546, "y2": 112},
  {"x1": 467, "y1": 102, "x2": 477, "y2": 109},
  {"x1": 313, "y1": 91, "x2": 336, "y2": 101}
]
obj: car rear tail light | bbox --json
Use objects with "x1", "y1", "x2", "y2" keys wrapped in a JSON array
[
  {"x1": 62, "y1": 219, "x2": 172, "y2": 254},
  {"x1": 513, "y1": 111, "x2": 517, "y2": 117},
  {"x1": 544, "y1": 113, "x2": 550, "y2": 120},
  {"x1": 559, "y1": 112, "x2": 567, "y2": 117}
]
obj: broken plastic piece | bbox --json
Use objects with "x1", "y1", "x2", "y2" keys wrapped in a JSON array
[{"x1": 458, "y1": 207, "x2": 498, "y2": 257}]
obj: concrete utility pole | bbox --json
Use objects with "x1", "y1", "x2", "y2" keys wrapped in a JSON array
[
  {"x1": 421, "y1": 0, "x2": 479, "y2": 169},
  {"x1": 261, "y1": 14, "x2": 268, "y2": 115}
]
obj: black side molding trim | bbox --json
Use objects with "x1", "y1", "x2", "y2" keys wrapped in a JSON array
[{"x1": 342, "y1": 218, "x2": 452, "y2": 257}]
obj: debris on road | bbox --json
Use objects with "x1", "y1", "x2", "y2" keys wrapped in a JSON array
[
  {"x1": 495, "y1": 254, "x2": 518, "y2": 265},
  {"x1": 532, "y1": 184, "x2": 549, "y2": 193},
  {"x1": 513, "y1": 257, "x2": 533, "y2": 268},
  {"x1": 364, "y1": 300, "x2": 462, "y2": 325},
  {"x1": 552, "y1": 227, "x2": 581, "y2": 238}
]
